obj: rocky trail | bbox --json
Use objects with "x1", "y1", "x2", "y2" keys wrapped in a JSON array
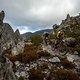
[
  {"x1": 42, "y1": 44, "x2": 66, "y2": 56},
  {"x1": 42, "y1": 43, "x2": 80, "y2": 70}
]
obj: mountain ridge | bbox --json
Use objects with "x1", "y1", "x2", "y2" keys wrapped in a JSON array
[{"x1": 22, "y1": 29, "x2": 53, "y2": 38}]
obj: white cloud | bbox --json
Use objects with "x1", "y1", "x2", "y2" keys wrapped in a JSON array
[{"x1": 16, "y1": 26, "x2": 31, "y2": 34}]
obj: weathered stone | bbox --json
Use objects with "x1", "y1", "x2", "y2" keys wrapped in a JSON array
[
  {"x1": 0, "y1": 55, "x2": 6, "y2": 63},
  {"x1": 14, "y1": 29, "x2": 22, "y2": 44},
  {"x1": 1, "y1": 23, "x2": 15, "y2": 50},
  {"x1": 0, "y1": 10, "x2": 23, "y2": 55},
  {"x1": 66, "y1": 14, "x2": 70, "y2": 20},
  {"x1": 12, "y1": 41, "x2": 25, "y2": 55},
  {"x1": 64, "y1": 37, "x2": 76, "y2": 47},
  {"x1": 66, "y1": 53, "x2": 80, "y2": 69},
  {"x1": 67, "y1": 56, "x2": 74, "y2": 62},
  {"x1": 0, "y1": 10, "x2": 5, "y2": 25},
  {"x1": 0, "y1": 57, "x2": 16, "y2": 80},
  {"x1": 49, "y1": 57, "x2": 60, "y2": 63},
  {"x1": 15, "y1": 61, "x2": 21, "y2": 67}
]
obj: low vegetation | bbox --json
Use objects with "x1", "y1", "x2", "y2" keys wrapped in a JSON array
[
  {"x1": 30, "y1": 34, "x2": 43, "y2": 46},
  {"x1": 29, "y1": 67, "x2": 44, "y2": 80},
  {"x1": 7, "y1": 44, "x2": 39, "y2": 63},
  {"x1": 29, "y1": 64, "x2": 79, "y2": 80},
  {"x1": 53, "y1": 68, "x2": 79, "y2": 80},
  {"x1": 38, "y1": 50, "x2": 51, "y2": 57},
  {"x1": 6, "y1": 44, "x2": 52, "y2": 63},
  {"x1": 18, "y1": 76, "x2": 24, "y2": 80}
]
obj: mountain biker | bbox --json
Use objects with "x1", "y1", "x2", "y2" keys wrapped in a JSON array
[
  {"x1": 54, "y1": 30, "x2": 64, "y2": 49},
  {"x1": 43, "y1": 32, "x2": 49, "y2": 45}
]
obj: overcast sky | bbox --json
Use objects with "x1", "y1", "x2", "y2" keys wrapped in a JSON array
[{"x1": 0, "y1": 0, "x2": 80, "y2": 34}]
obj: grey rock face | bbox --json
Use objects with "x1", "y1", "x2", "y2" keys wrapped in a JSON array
[
  {"x1": 0, "y1": 10, "x2": 23, "y2": 54},
  {"x1": 0, "y1": 10, "x2": 5, "y2": 54},
  {"x1": 0, "y1": 10, "x2": 15, "y2": 53},
  {"x1": 0, "y1": 55, "x2": 16, "y2": 80},
  {"x1": 56, "y1": 14, "x2": 80, "y2": 31},
  {"x1": 12, "y1": 41, "x2": 25, "y2": 56},
  {"x1": 64, "y1": 37, "x2": 76, "y2": 47},
  {"x1": 0, "y1": 55, "x2": 6, "y2": 63},
  {"x1": 0, "y1": 10, "x2": 5, "y2": 25},
  {"x1": 2, "y1": 23, "x2": 15, "y2": 49},
  {"x1": 0, "y1": 10, "x2": 23, "y2": 80},
  {"x1": 66, "y1": 14, "x2": 70, "y2": 20}
]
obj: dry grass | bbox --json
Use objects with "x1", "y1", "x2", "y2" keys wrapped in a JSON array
[
  {"x1": 7, "y1": 44, "x2": 39, "y2": 63},
  {"x1": 29, "y1": 67, "x2": 44, "y2": 80},
  {"x1": 37, "y1": 50, "x2": 51, "y2": 57},
  {"x1": 53, "y1": 68, "x2": 79, "y2": 80}
]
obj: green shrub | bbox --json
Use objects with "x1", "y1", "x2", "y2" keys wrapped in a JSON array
[
  {"x1": 30, "y1": 34, "x2": 43, "y2": 46},
  {"x1": 38, "y1": 51, "x2": 51, "y2": 57},
  {"x1": 18, "y1": 76, "x2": 24, "y2": 80},
  {"x1": 74, "y1": 44, "x2": 80, "y2": 54},
  {"x1": 49, "y1": 33, "x2": 56, "y2": 39}
]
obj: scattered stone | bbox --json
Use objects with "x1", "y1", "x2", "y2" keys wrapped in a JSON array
[
  {"x1": 49, "y1": 57, "x2": 60, "y2": 63},
  {"x1": 67, "y1": 56, "x2": 74, "y2": 62}
]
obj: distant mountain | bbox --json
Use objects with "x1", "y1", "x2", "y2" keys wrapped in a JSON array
[
  {"x1": 22, "y1": 29, "x2": 53, "y2": 38},
  {"x1": 22, "y1": 32, "x2": 32, "y2": 38}
]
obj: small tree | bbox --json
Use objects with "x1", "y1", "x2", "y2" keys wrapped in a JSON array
[{"x1": 30, "y1": 34, "x2": 43, "y2": 46}]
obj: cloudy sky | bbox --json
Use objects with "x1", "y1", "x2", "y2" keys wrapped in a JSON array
[{"x1": 0, "y1": 0, "x2": 80, "y2": 34}]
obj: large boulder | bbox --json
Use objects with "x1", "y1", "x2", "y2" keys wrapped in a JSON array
[
  {"x1": 12, "y1": 41, "x2": 25, "y2": 56},
  {"x1": 64, "y1": 37, "x2": 76, "y2": 47}
]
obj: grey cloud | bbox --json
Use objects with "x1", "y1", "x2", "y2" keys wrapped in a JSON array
[{"x1": 0, "y1": 0, "x2": 80, "y2": 33}]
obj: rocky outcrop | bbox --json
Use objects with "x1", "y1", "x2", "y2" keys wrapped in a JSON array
[
  {"x1": 0, "y1": 10, "x2": 5, "y2": 25},
  {"x1": 0, "y1": 10, "x2": 15, "y2": 54},
  {"x1": 0, "y1": 10, "x2": 26, "y2": 80},
  {"x1": 54, "y1": 13, "x2": 80, "y2": 32},
  {"x1": 0, "y1": 10, "x2": 23, "y2": 55},
  {"x1": 2, "y1": 23, "x2": 15, "y2": 50},
  {"x1": 14, "y1": 29, "x2": 22, "y2": 44}
]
